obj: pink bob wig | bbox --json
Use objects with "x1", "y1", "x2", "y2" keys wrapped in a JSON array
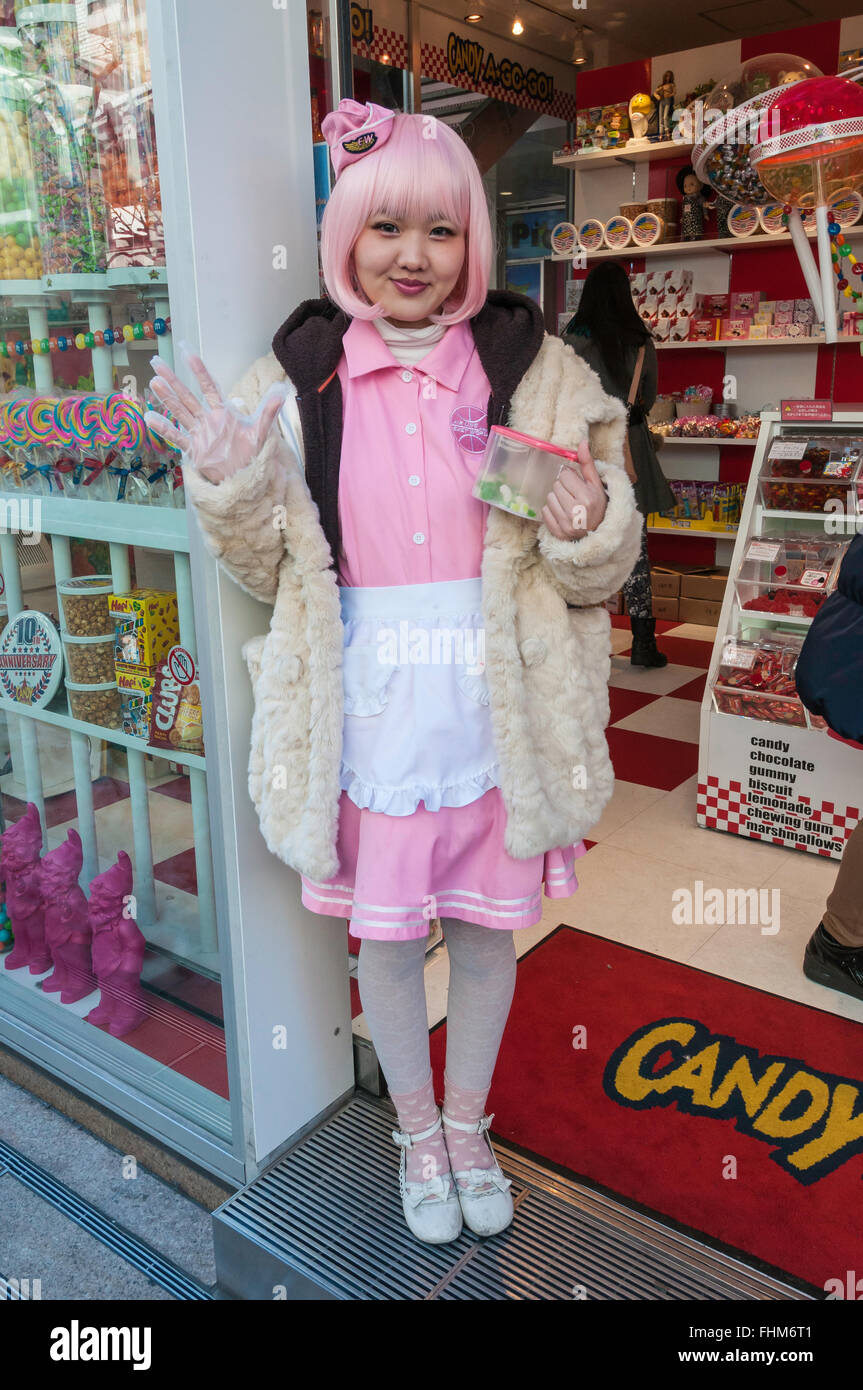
[{"x1": 320, "y1": 113, "x2": 493, "y2": 325}]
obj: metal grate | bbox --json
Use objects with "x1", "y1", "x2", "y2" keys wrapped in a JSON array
[
  {"x1": 213, "y1": 1095, "x2": 814, "y2": 1302},
  {"x1": 0, "y1": 1139, "x2": 214, "y2": 1301}
]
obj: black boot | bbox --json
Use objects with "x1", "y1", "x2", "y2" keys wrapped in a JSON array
[
  {"x1": 629, "y1": 616, "x2": 668, "y2": 668},
  {"x1": 803, "y1": 922, "x2": 863, "y2": 1002}
]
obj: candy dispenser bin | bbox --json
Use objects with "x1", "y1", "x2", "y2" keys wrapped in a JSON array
[
  {"x1": 759, "y1": 436, "x2": 863, "y2": 515},
  {"x1": 16, "y1": 3, "x2": 108, "y2": 285},
  {"x1": 0, "y1": 70, "x2": 41, "y2": 285},
  {"x1": 89, "y1": 0, "x2": 165, "y2": 282},
  {"x1": 735, "y1": 534, "x2": 848, "y2": 618}
]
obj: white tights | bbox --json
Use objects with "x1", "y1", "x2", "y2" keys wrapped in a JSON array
[{"x1": 357, "y1": 918, "x2": 517, "y2": 1186}]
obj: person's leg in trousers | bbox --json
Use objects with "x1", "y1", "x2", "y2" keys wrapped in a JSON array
[
  {"x1": 625, "y1": 519, "x2": 667, "y2": 668},
  {"x1": 803, "y1": 819, "x2": 863, "y2": 1000}
]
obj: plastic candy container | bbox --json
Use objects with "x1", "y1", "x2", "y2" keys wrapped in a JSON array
[
  {"x1": 472, "y1": 426, "x2": 581, "y2": 520},
  {"x1": 57, "y1": 576, "x2": 114, "y2": 636},
  {"x1": 65, "y1": 678, "x2": 122, "y2": 729},
  {"x1": 736, "y1": 534, "x2": 848, "y2": 617},
  {"x1": 760, "y1": 436, "x2": 863, "y2": 513},
  {"x1": 712, "y1": 633, "x2": 809, "y2": 727}
]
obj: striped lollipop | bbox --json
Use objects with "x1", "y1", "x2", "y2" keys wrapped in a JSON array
[
  {"x1": 103, "y1": 393, "x2": 145, "y2": 452},
  {"x1": 54, "y1": 396, "x2": 77, "y2": 447},
  {"x1": 5, "y1": 397, "x2": 29, "y2": 447},
  {"x1": 26, "y1": 397, "x2": 56, "y2": 443}
]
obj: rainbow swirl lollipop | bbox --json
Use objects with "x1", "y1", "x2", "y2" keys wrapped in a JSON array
[
  {"x1": 104, "y1": 392, "x2": 145, "y2": 452},
  {"x1": 5, "y1": 398, "x2": 29, "y2": 448},
  {"x1": 54, "y1": 396, "x2": 77, "y2": 447},
  {"x1": 27, "y1": 398, "x2": 56, "y2": 443},
  {"x1": 80, "y1": 396, "x2": 105, "y2": 446}
]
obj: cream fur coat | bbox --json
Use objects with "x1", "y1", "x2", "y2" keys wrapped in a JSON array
[{"x1": 185, "y1": 334, "x2": 642, "y2": 882}]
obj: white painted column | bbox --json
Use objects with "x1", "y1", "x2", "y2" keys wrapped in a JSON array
[{"x1": 148, "y1": 0, "x2": 353, "y2": 1178}]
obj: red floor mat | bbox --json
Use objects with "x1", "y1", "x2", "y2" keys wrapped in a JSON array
[{"x1": 430, "y1": 926, "x2": 862, "y2": 1289}]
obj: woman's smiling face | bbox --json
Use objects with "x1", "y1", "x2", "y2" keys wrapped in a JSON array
[{"x1": 352, "y1": 211, "x2": 467, "y2": 327}]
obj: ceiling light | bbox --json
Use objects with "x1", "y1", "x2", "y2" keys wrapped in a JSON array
[
  {"x1": 512, "y1": 16, "x2": 524, "y2": 35},
  {"x1": 500, "y1": 190, "x2": 513, "y2": 196},
  {"x1": 571, "y1": 27, "x2": 587, "y2": 65},
  {"x1": 464, "y1": 12, "x2": 482, "y2": 21}
]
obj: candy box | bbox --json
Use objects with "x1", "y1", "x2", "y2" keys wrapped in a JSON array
[
  {"x1": 774, "y1": 305, "x2": 794, "y2": 324},
  {"x1": 730, "y1": 291, "x2": 760, "y2": 317},
  {"x1": 653, "y1": 316, "x2": 673, "y2": 341},
  {"x1": 748, "y1": 323, "x2": 769, "y2": 339},
  {"x1": 647, "y1": 269, "x2": 671, "y2": 294},
  {"x1": 657, "y1": 293, "x2": 679, "y2": 319},
  {"x1": 793, "y1": 298, "x2": 816, "y2": 324},
  {"x1": 670, "y1": 315, "x2": 691, "y2": 341},
  {"x1": 115, "y1": 661, "x2": 158, "y2": 740},
  {"x1": 665, "y1": 267, "x2": 693, "y2": 296},
  {"x1": 720, "y1": 317, "x2": 751, "y2": 340},
  {"x1": 690, "y1": 318, "x2": 716, "y2": 341},
  {"x1": 149, "y1": 658, "x2": 205, "y2": 756},
  {"x1": 753, "y1": 307, "x2": 774, "y2": 324},
  {"x1": 775, "y1": 299, "x2": 795, "y2": 315},
  {"x1": 677, "y1": 291, "x2": 703, "y2": 317},
  {"x1": 785, "y1": 322, "x2": 810, "y2": 338},
  {"x1": 109, "y1": 589, "x2": 180, "y2": 668},
  {"x1": 768, "y1": 324, "x2": 788, "y2": 338},
  {"x1": 705, "y1": 293, "x2": 729, "y2": 317}
]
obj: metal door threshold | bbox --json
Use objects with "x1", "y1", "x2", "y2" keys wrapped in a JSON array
[{"x1": 213, "y1": 1095, "x2": 813, "y2": 1301}]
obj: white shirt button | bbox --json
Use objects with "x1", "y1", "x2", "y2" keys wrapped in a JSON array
[
  {"x1": 401, "y1": 370, "x2": 413, "y2": 382},
  {"x1": 413, "y1": 532, "x2": 425, "y2": 544},
  {"x1": 408, "y1": 475, "x2": 421, "y2": 486},
  {"x1": 405, "y1": 422, "x2": 417, "y2": 435}
]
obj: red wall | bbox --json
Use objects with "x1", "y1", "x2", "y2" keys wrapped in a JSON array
[{"x1": 740, "y1": 20, "x2": 841, "y2": 77}]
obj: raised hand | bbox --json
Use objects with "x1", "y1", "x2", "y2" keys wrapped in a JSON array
[
  {"x1": 541, "y1": 439, "x2": 609, "y2": 541},
  {"x1": 144, "y1": 352, "x2": 287, "y2": 484}
]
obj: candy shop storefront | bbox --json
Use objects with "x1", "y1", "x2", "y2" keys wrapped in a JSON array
[{"x1": 0, "y1": 0, "x2": 350, "y2": 1187}]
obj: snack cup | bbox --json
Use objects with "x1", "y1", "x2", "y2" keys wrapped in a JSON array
[
  {"x1": 472, "y1": 425, "x2": 581, "y2": 520},
  {"x1": 58, "y1": 576, "x2": 114, "y2": 636},
  {"x1": 61, "y1": 631, "x2": 116, "y2": 684},
  {"x1": 65, "y1": 678, "x2": 122, "y2": 730}
]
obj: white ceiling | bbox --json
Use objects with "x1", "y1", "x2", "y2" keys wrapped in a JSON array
[{"x1": 421, "y1": 0, "x2": 861, "y2": 69}]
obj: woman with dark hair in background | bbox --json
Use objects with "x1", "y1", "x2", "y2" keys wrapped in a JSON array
[{"x1": 563, "y1": 261, "x2": 676, "y2": 668}]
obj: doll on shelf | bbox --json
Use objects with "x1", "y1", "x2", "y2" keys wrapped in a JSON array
[
  {"x1": 653, "y1": 70, "x2": 675, "y2": 142},
  {"x1": 676, "y1": 165, "x2": 714, "y2": 241}
]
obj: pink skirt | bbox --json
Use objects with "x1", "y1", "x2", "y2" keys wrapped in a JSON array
[{"x1": 301, "y1": 786, "x2": 587, "y2": 941}]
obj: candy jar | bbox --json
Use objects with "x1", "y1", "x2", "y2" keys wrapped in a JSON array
[
  {"x1": 89, "y1": 0, "x2": 165, "y2": 280},
  {"x1": 0, "y1": 70, "x2": 42, "y2": 284},
  {"x1": 17, "y1": 5, "x2": 108, "y2": 284}
]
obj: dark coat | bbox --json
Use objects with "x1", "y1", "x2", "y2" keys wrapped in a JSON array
[
  {"x1": 271, "y1": 289, "x2": 546, "y2": 572},
  {"x1": 796, "y1": 533, "x2": 863, "y2": 743},
  {"x1": 562, "y1": 332, "x2": 675, "y2": 517}
]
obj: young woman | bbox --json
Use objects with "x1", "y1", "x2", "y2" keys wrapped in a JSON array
[
  {"x1": 146, "y1": 100, "x2": 641, "y2": 1246},
  {"x1": 563, "y1": 260, "x2": 675, "y2": 668}
]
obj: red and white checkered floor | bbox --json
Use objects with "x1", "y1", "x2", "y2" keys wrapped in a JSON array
[{"x1": 351, "y1": 617, "x2": 863, "y2": 1039}]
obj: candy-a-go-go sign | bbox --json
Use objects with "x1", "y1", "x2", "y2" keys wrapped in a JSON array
[{"x1": 698, "y1": 711, "x2": 862, "y2": 860}]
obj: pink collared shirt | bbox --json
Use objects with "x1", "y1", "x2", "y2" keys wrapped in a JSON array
[{"x1": 335, "y1": 316, "x2": 492, "y2": 587}]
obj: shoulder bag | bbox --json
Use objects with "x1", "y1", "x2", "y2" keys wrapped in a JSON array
[{"x1": 622, "y1": 344, "x2": 645, "y2": 485}]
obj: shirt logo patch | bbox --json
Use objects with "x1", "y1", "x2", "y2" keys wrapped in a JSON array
[{"x1": 450, "y1": 404, "x2": 488, "y2": 454}]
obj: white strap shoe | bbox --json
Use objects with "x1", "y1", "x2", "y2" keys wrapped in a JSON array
[
  {"x1": 441, "y1": 1111, "x2": 514, "y2": 1237},
  {"x1": 391, "y1": 1109, "x2": 463, "y2": 1245}
]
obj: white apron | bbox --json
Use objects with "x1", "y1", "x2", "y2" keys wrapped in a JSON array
[{"x1": 339, "y1": 576, "x2": 501, "y2": 816}]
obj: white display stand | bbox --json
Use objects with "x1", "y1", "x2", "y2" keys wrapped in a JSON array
[{"x1": 697, "y1": 410, "x2": 863, "y2": 861}]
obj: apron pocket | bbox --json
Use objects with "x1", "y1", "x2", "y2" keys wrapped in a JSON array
[
  {"x1": 343, "y1": 643, "x2": 397, "y2": 717},
  {"x1": 455, "y1": 666, "x2": 491, "y2": 706}
]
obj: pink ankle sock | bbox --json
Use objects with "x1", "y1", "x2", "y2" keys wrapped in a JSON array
[
  {"x1": 389, "y1": 1072, "x2": 451, "y2": 1188},
  {"x1": 442, "y1": 1074, "x2": 497, "y2": 1188}
]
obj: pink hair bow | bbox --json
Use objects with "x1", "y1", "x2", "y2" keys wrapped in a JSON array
[{"x1": 321, "y1": 98, "x2": 395, "y2": 177}]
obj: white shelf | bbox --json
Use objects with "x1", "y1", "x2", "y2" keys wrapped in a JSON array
[
  {"x1": 656, "y1": 338, "x2": 832, "y2": 351},
  {"x1": 0, "y1": 490, "x2": 188, "y2": 550},
  {"x1": 553, "y1": 139, "x2": 692, "y2": 170},
  {"x1": 657, "y1": 436, "x2": 756, "y2": 445},
  {"x1": 736, "y1": 608, "x2": 813, "y2": 628},
  {"x1": 0, "y1": 693, "x2": 206, "y2": 771},
  {"x1": 567, "y1": 225, "x2": 863, "y2": 263},
  {"x1": 648, "y1": 526, "x2": 739, "y2": 538}
]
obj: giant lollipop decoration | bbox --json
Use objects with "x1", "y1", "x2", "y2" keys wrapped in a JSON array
[
  {"x1": 693, "y1": 57, "x2": 823, "y2": 306},
  {"x1": 750, "y1": 75, "x2": 863, "y2": 342}
]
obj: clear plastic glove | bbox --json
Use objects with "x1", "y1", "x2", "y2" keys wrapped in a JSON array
[{"x1": 143, "y1": 345, "x2": 289, "y2": 485}]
